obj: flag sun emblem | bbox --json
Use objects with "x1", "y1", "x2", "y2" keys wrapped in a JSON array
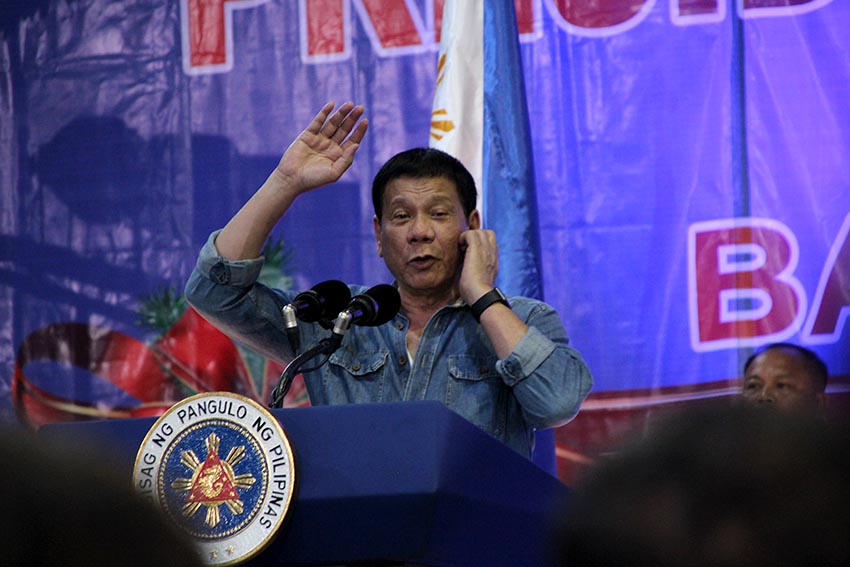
[{"x1": 134, "y1": 392, "x2": 295, "y2": 566}]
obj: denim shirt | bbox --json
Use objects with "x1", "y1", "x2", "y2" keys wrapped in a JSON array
[{"x1": 185, "y1": 231, "x2": 593, "y2": 458}]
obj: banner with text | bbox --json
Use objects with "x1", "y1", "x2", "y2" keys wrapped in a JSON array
[{"x1": 2, "y1": 0, "x2": 848, "y2": 482}]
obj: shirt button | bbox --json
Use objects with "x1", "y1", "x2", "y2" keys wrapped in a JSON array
[
  {"x1": 479, "y1": 366, "x2": 488, "y2": 375},
  {"x1": 209, "y1": 262, "x2": 228, "y2": 284},
  {"x1": 394, "y1": 321, "x2": 404, "y2": 330},
  {"x1": 351, "y1": 363, "x2": 361, "y2": 371},
  {"x1": 398, "y1": 356, "x2": 407, "y2": 366}
]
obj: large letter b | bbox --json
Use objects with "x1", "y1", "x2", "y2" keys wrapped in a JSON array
[{"x1": 688, "y1": 218, "x2": 806, "y2": 351}]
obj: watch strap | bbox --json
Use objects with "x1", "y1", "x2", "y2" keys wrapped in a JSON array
[{"x1": 470, "y1": 288, "x2": 510, "y2": 322}]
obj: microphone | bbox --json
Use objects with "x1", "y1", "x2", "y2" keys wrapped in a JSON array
[
  {"x1": 330, "y1": 284, "x2": 401, "y2": 343},
  {"x1": 283, "y1": 280, "x2": 351, "y2": 353},
  {"x1": 270, "y1": 283, "x2": 398, "y2": 408},
  {"x1": 282, "y1": 303, "x2": 300, "y2": 355},
  {"x1": 288, "y1": 279, "x2": 351, "y2": 323}
]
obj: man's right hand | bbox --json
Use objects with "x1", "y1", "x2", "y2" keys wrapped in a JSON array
[
  {"x1": 215, "y1": 102, "x2": 368, "y2": 261},
  {"x1": 272, "y1": 101, "x2": 369, "y2": 195}
]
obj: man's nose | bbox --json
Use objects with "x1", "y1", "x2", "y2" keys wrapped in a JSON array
[
  {"x1": 408, "y1": 216, "x2": 435, "y2": 241},
  {"x1": 757, "y1": 387, "x2": 775, "y2": 404}
]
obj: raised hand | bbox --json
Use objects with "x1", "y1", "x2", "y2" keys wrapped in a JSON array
[
  {"x1": 216, "y1": 102, "x2": 367, "y2": 261},
  {"x1": 274, "y1": 101, "x2": 369, "y2": 194}
]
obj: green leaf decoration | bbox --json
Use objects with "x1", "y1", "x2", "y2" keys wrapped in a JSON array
[
  {"x1": 135, "y1": 237, "x2": 295, "y2": 339},
  {"x1": 259, "y1": 237, "x2": 295, "y2": 290},
  {"x1": 136, "y1": 286, "x2": 189, "y2": 334}
]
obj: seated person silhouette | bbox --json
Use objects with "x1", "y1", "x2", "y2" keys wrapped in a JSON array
[{"x1": 550, "y1": 404, "x2": 850, "y2": 567}]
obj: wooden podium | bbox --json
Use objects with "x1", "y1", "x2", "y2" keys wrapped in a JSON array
[{"x1": 40, "y1": 401, "x2": 570, "y2": 567}]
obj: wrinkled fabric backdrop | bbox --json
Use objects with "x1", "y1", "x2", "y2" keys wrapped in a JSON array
[{"x1": 2, "y1": 0, "x2": 848, "y2": 483}]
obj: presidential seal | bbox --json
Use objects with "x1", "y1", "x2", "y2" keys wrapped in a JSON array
[{"x1": 133, "y1": 392, "x2": 295, "y2": 566}]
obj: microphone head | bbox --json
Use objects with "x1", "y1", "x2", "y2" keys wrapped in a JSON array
[
  {"x1": 293, "y1": 280, "x2": 351, "y2": 326},
  {"x1": 331, "y1": 284, "x2": 400, "y2": 340},
  {"x1": 311, "y1": 279, "x2": 351, "y2": 326},
  {"x1": 358, "y1": 284, "x2": 400, "y2": 326}
]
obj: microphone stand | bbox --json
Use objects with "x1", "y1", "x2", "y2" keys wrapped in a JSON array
[{"x1": 269, "y1": 334, "x2": 343, "y2": 409}]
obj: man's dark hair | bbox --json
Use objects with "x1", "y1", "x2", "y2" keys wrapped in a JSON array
[
  {"x1": 371, "y1": 148, "x2": 477, "y2": 220},
  {"x1": 743, "y1": 342, "x2": 828, "y2": 390}
]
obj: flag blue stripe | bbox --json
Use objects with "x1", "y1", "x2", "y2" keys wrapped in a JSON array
[
  {"x1": 482, "y1": 0, "x2": 554, "y2": 473},
  {"x1": 482, "y1": 0, "x2": 544, "y2": 301}
]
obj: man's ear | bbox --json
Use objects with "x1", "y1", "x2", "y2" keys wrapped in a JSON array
[
  {"x1": 373, "y1": 215, "x2": 383, "y2": 257},
  {"x1": 468, "y1": 209, "x2": 481, "y2": 230}
]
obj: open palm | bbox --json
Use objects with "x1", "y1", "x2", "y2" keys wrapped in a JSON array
[{"x1": 276, "y1": 101, "x2": 369, "y2": 192}]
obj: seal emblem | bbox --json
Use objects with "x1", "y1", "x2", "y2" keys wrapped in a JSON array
[{"x1": 133, "y1": 392, "x2": 295, "y2": 565}]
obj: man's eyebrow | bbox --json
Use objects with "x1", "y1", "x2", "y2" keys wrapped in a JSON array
[
  {"x1": 773, "y1": 372, "x2": 803, "y2": 381},
  {"x1": 389, "y1": 194, "x2": 455, "y2": 207}
]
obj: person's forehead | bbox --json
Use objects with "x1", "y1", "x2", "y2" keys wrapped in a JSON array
[
  {"x1": 747, "y1": 349, "x2": 813, "y2": 379},
  {"x1": 383, "y1": 176, "x2": 460, "y2": 201}
]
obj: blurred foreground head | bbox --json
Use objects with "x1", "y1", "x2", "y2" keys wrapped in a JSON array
[
  {"x1": 0, "y1": 428, "x2": 202, "y2": 567},
  {"x1": 553, "y1": 404, "x2": 850, "y2": 567}
]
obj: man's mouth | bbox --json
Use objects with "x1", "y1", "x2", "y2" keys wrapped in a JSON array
[{"x1": 409, "y1": 255, "x2": 436, "y2": 268}]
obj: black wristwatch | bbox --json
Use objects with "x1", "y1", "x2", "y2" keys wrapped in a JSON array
[{"x1": 470, "y1": 288, "x2": 510, "y2": 322}]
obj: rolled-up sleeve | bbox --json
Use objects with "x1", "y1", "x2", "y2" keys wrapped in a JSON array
[
  {"x1": 496, "y1": 301, "x2": 593, "y2": 429},
  {"x1": 193, "y1": 231, "x2": 265, "y2": 287},
  {"x1": 184, "y1": 231, "x2": 295, "y2": 362}
]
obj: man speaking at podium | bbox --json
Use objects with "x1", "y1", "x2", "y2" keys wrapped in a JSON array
[{"x1": 185, "y1": 102, "x2": 592, "y2": 459}]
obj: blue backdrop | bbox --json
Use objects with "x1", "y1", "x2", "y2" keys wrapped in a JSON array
[{"x1": 2, "y1": 0, "x2": 848, "y2": 481}]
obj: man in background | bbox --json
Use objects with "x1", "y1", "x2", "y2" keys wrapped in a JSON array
[{"x1": 740, "y1": 342, "x2": 827, "y2": 416}]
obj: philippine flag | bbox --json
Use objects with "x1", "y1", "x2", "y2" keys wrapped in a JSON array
[
  {"x1": 430, "y1": 0, "x2": 553, "y2": 471},
  {"x1": 430, "y1": 0, "x2": 543, "y2": 301}
]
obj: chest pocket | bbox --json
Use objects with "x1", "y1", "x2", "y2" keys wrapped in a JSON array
[
  {"x1": 448, "y1": 354, "x2": 498, "y2": 381},
  {"x1": 446, "y1": 354, "x2": 506, "y2": 437},
  {"x1": 325, "y1": 348, "x2": 389, "y2": 403}
]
